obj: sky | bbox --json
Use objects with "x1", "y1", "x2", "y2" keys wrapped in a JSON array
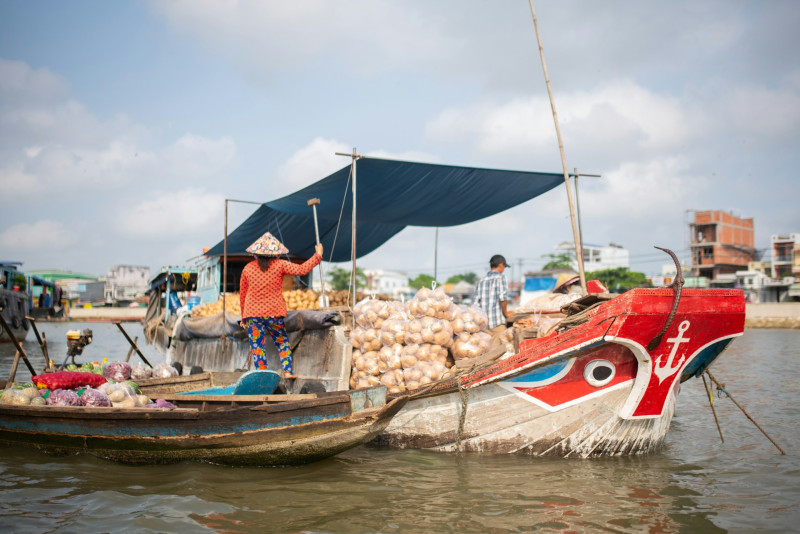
[{"x1": 1, "y1": 0, "x2": 799, "y2": 284}]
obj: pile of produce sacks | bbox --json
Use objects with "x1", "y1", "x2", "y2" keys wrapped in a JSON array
[
  {"x1": 0, "y1": 360, "x2": 182, "y2": 409},
  {"x1": 349, "y1": 287, "x2": 496, "y2": 394}
]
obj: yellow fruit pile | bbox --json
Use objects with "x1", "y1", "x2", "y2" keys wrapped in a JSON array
[
  {"x1": 190, "y1": 289, "x2": 392, "y2": 316},
  {"x1": 191, "y1": 293, "x2": 242, "y2": 317}
]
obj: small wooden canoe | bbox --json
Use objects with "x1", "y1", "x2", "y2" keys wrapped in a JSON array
[
  {"x1": 0, "y1": 386, "x2": 406, "y2": 466},
  {"x1": 136, "y1": 371, "x2": 243, "y2": 396}
]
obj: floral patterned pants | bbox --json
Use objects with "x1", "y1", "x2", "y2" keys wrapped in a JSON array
[{"x1": 245, "y1": 316, "x2": 293, "y2": 373}]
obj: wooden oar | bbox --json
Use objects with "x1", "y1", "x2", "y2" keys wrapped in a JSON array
[
  {"x1": 25, "y1": 315, "x2": 52, "y2": 370},
  {"x1": 0, "y1": 309, "x2": 37, "y2": 377},
  {"x1": 113, "y1": 321, "x2": 153, "y2": 368},
  {"x1": 307, "y1": 197, "x2": 328, "y2": 307}
]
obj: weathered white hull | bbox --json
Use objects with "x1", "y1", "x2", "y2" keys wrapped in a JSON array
[{"x1": 377, "y1": 380, "x2": 676, "y2": 458}]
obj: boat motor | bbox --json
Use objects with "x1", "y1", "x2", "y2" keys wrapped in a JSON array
[{"x1": 61, "y1": 329, "x2": 93, "y2": 368}]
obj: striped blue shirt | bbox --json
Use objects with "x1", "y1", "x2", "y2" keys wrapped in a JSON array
[{"x1": 473, "y1": 270, "x2": 508, "y2": 329}]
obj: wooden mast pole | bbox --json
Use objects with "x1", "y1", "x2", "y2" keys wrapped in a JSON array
[{"x1": 528, "y1": 1, "x2": 587, "y2": 295}]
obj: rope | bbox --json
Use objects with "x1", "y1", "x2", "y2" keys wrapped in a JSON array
[
  {"x1": 705, "y1": 370, "x2": 785, "y2": 455},
  {"x1": 455, "y1": 369, "x2": 477, "y2": 452},
  {"x1": 701, "y1": 373, "x2": 724, "y2": 443}
]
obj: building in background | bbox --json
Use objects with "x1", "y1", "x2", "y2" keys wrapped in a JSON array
[
  {"x1": 689, "y1": 210, "x2": 756, "y2": 280},
  {"x1": 770, "y1": 234, "x2": 799, "y2": 279},
  {"x1": 555, "y1": 241, "x2": 630, "y2": 272},
  {"x1": 362, "y1": 269, "x2": 413, "y2": 300},
  {"x1": 27, "y1": 270, "x2": 106, "y2": 307},
  {"x1": 105, "y1": 264, "x2": 150, "y2": 304}
]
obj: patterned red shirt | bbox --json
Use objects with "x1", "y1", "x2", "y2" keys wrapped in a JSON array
[{"x1": 239, "y1": 253, "x2": 321, "y2": 319}]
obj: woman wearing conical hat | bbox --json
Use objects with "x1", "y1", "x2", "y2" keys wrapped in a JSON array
[{"x1": 239, "y1": 232, "x2": 323, "y2": 379}]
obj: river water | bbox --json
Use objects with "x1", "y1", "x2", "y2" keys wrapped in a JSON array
[{"x1": 0, "y1": 323, "x2": 797, "y2": 533}]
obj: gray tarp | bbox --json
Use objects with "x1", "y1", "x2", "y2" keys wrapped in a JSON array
[{"x1": 173, "y1": 310, "x2": 340, "y2": 341}]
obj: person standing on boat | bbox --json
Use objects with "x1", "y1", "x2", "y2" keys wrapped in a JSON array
[
  {"x1": 474, "y1": 254, "x2": 509, "y2": 335},
  {"x1": 239, "y1": 232, "x2": 323, "y2": 379}
]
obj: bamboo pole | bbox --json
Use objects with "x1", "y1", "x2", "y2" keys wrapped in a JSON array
[{"x1": 528, "y1": 1, "x2": 587, "y2": 295}]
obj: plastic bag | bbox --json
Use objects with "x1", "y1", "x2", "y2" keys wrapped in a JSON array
[
  {"x1": 451, "y1": 306, "x2": 489, "y2": 334},
  {"x1": 98, "y1": 382, "x2": 139, "y2": 408},
  {"x1": 406, "y1": 287, "x2": 457, "y2": 320},
  {"x1": 152, "y1": 362, "x2": 179, "y2": 378},
  {"x1": 103, "y1": 362, "x2": 132, "y2": 382},
  {"x1": 354, "y1": 298, "x2": 402, "y2": 329},
  {"x1": 46, "y1": 389, "x2": 82, "y2": 406},
  {"x1": 379, "y1": 319, "x2": 407, "y2": 346},
  {"x1": 144, "y1": 399, "x2": 177, "y2": 409},
  {"x1": 79, "y1": 387, "x2": 111, "y2": 407},
  {"x1": 1, "y1": 388, "x2": 37, "y2": 405},
  {"x1": 451, "y1": 331, "x2": 492, "y2": 360},
  {"x1": 131, "y1": 363, "x2": 153, "y2": 380},
  {"x1": 404, "y1": 316, "x2": 453, "y2": 346},
  {"x1": 380, "y1": 368, "x2": 406, "y2": 394}
]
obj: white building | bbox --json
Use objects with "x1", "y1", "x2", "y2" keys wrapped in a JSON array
[
  {"x1": 362, "y1": 269, "x2": 413, "y2": 300},
  {"x1": 555, "y1": 242, "x2": 630, "y2": 272},
  {"x1": 105, "y1": 265, "x2": 150, "y2": 303}
]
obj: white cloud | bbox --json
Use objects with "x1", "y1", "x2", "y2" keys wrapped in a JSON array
[
  {"x1": 152, "y1": 1, "x2": 455, "y2": 76},
  {"x1": 425, "y1": 81, "x2": 691, "y2": 159},
  {"x1": 116, "y1": 188, "x2": 224, "y2": 238},
  {"x1": 0, "y1": 220, "x2": 77, "y2": 250},
  {"x1": 275, "y1": 137, "x2": 352, "y2": 196},
  {"x1": 0, "y1": 59, "x2": 69, "y2": 105}
]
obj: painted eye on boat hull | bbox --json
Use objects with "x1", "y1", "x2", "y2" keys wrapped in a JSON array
[{"x1": 584, "y1": 359, "x2": 615, "y2": 387}]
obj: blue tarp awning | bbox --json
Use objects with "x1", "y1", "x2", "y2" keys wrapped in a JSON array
[{"x1": 207, "y1": 158, "x2": 564, "y2": 263}]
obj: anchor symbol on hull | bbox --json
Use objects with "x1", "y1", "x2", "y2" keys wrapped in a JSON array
[{"x1": 653, "y1": 320, "x2": 690, "y2": 384}]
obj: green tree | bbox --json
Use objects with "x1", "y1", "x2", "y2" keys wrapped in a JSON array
[
  {"x1": 409, "y1": 274, "x2": 437, "y2": 289},
  {"x1": 541, "y1": 252, "x2": 574, "y2": 270},
  {"x1": 586, "y1": 267, "x2": 651, "y2": 292},
  {"x1": 446, "y1": 272, "x2": 478, "y2": 285},
  {"x1": 327, "y1": 266, "x2": 367, "y2": 291}
]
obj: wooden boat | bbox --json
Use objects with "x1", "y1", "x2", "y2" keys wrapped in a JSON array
[
  {"x1": 128, "y1": 284, "x2": 745, "y2": 458},
  {"x1": 375, "y1": 286, "x2": 744, "y2": 457},
  {"x1": 136, "y1": 371, "x2": 243, "y2": 396},
  {"x1": 0, "y1": 384, "x2": 407, "y2": 466},
  {"x1": 0, "y1": 262, "x2": 30, "y2": 343}
]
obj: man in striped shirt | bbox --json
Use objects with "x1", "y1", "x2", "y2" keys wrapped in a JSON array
[{"x1": 474, "y1": 254, "x2": 509, "y2": 334}]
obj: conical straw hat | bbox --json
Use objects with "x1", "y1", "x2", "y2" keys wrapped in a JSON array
[{"x1": 245, "y1": 232, "x2": 289, "y2": 256}]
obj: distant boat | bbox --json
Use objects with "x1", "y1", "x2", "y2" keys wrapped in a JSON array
[{"x1": 0, "y1": 262, "x2": 30, "y2": 343}]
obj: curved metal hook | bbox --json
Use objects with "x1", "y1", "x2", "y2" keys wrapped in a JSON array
[{"x1": 647, "y1": 246, "x2": 684, "y2": 352}]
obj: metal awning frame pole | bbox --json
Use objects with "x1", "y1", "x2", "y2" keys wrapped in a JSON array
[
  {"x1": 165, "y1": 273, "x2": 171, "y2": 321},
  {"x1": 221, "y1": 198, "x2": 265, "y2": 333},
  {"x1": 223, "y1": 199, "x2": 228, "y2": 331},
  {"x1": 528, "y1": 1, "x2": 587, "y2": 295},
  {"x1": 336, "y1": 148, "x2": 363, "y2": 308},
  {"x1": 351, "y1": 149, "x2": 358, "y2": 308}
]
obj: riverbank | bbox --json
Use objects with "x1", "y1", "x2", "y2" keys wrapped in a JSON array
[
  {"x1": 68, "y1": 307, "x2": 146, "y2": 322},
  {"x1": 745, "y1": 302, "x2": 800, "y2": 328}
]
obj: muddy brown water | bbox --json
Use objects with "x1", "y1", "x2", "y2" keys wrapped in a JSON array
[{"x1": 1, "y1": 323, "x2": 797, "y2": 533}]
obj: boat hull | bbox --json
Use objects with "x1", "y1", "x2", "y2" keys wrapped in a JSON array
[
  {"x1": 376, "y1": 288, "x2": 744, "y2": 457},
  {"x1": 0, "y1": 389, "x2": 407, "y2": 466},
  {"x1": 375, "y1": 380, "x2": 675, "y2": 457},
  {"x1": 0, "y1": 288, "x2": 30, "y2": 343}
]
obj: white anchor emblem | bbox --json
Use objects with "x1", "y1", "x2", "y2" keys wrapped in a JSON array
[{"x1": 653, "y1": 320, "x2": 690, "y2": 384}]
